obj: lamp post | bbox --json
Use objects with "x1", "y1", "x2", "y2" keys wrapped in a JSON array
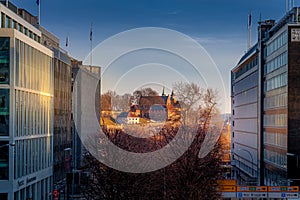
[
  {"x1": 0, "y1": 143, "x2": 15, "y2": 149},
  {"x1": 64, "y1": 148, "x2": 72, "y2": 200},
  {"x1": 234, "y1": 154, "x2": 242, "y2": 185},
  {"x1": 238, "y1": 148, "x2": 255, "y2": 178}
]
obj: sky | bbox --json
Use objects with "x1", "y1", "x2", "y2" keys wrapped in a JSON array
[{"x1": 10, "y1": 0, "x2": 290, "y2": 112}]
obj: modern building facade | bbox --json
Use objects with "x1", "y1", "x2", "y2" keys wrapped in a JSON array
[
  {"x1": 0, "y1": 2, "x2": 54, "y2": 199},
  {"x1": 70, "y1": 59, "x2": 101, "y2": 198},
  {"x1": 18, "y1": 5, "x2": 73, "y2": 198},
  {"x1": 71, "y1": 59, "x2": 101, "y2": 171},
  {"x1": 260, "y1": 8, "x2": 300, "y2": 186},
  {"x1": 232, "y1": 7, "x2": 300, "y2": 186},
  {"x1": 52, "y1": 48, "x2": 72, "y2": 193},
  {"x1": 231, "y1": 44, "x2": 260, "y2": 185}
]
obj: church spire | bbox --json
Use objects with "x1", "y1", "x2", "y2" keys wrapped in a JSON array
[{"x1": 162, "y1": 86, "x2": 166, "y2": 96}]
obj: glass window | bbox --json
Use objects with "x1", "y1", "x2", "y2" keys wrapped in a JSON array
[
  {"x1": 0, "y1": 89, "x2": 9, "y2": 136},
  {"x1": 0, "y1": 37, "x2": 9, "y2": 84},
  {"x1": 1, "y1": 13, "x2": 5, "y2": 28},
  {"x1": 18, "y1": 24, "x2": 22, "y2": 32},
  {"x1": 24, "y1": 27, "x2": 28, "y2": 36},
  {"x1": 29, "y1": 31, "x2": 33, "y2": 39},
  {"x1": 235, "y1": 57, "x2": 258, "y2": 79},
  {"x1": 0, "y1": 141, "x2": 9, "y2": 180},
  {"x1": 265, "y1": 73, "x2": 287, "y2": 92},
  {"x1": 266, "y1": 31, "x2": 288, "y2": 56},
  {"x1": 12, "y1": 20, "x2": 16, "y2": 29},
  {"x1": 5, "y1": 16, "x2": 10, "y2": 28}
]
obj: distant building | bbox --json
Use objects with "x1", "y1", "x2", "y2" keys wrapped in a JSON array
[
  {"x1": 127, "y1": 114, "x2": 140, "y2": 124},
  {"x1": 231, "y1": 7, "x2": 300, "y2": 186},
  {"x1": 130, "y1": 89, "x2": 179, "y2": 122}
]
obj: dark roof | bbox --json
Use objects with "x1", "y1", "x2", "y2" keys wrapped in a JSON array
[
  {"x1": 139, "y1": 96, "x2": 166, "y2": 106},
  {"x1": 237, "y1": 43, "x2": 258, "y2": 66},
  {"x1": 150, "y1": 104, "x2": 167, "y2": 111},
  {"x1": 117, "y1": 112, "x2": 128, "y2": 118}
]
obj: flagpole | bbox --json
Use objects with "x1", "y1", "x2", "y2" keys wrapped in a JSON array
[
  {"x1": 6, "y1": 0, "x2": 8, "y2": 7},
  {"x1": 37, "y1": 0, "x2": 40, "y2": 25},
  {"x1": 90, "y1": 23, "x2": 93, "y2": 67},
  {"x1": 248, "y1": 12, "x2": 252, "y2": 50},
  {"x1": 66, "y1": 33, "x2": 69, "y2": 50}
]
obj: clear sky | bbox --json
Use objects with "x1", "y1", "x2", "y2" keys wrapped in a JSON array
[{"x1": 10, "y1": 0, "x2": 290, "y2": 112}]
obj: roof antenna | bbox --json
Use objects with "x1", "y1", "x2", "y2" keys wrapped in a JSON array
[
  {"x1": 248, "y1": 11, "x2": 252, "y2": 50},
  {"x1": 259, "y1": 12, "x2": 262, "y2": 23}
]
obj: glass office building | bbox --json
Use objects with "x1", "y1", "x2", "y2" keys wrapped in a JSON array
[
  {"x1": 231, "y1": 45, "x2": 260, "y2": 186},
  {"x1": 53, "y1": 47, "x2": 72, "y2": 194},
  {"x1": 232, "y1": 7, "x2": 300, "y2": 186},
  {"x1": 262, "y1": 22, "x2": 288, "y2": 186},
  {"x1": 0, "y1": 3, "x2": 53, "y2": 199},
  {"x1": 260, "y1": 9, "x2": 300, "y2": 186}
]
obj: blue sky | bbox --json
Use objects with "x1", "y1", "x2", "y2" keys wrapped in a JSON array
[
  {"x1": 11, "y1": 0, "x2": 285, "y2": 59},
  {"x1": 10, "y1": 0, "x2": 289, "y2": 112}
]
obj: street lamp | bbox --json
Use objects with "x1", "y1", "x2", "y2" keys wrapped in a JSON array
[
  {"x1": 64, "y1": 148, "x2": 72, "y2": 200},
  {"x1": 238, "y1": 148, "x2": 255, "y2": 178},
  {"x1": 0, "y1": 143, "x2": 15, "y2": 149}
]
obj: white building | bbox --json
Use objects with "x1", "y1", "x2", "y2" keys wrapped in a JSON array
[
  {"x1": 127, "y1": 116, "x2": 140, "y2": 124},
  {"x1": 0, "y1": 3, "x2": 54, "y2": 200}
]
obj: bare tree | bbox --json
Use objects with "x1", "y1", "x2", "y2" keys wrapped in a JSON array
[
  {"x1": 173, "y1": 82, "x2": 203, "y2": 111},
  {"x1": 81, "y1": 126, "x2": 223, "y2": 200},
  {"x1": 101, "y1": 91, "x2": 116, "y2": 112},
  {"x1": 82, "y1": 84, "x2": 223, "y2": 200},
  {"x1": 112, "y1": 93, "x2": 131, "y2": 111},
  {"x1": 134, "y1": 88, "x2": 159, "y2": 97}
]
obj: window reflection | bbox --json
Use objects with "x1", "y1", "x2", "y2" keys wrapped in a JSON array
[
  {"x1": 0, "y1": 89, "x2": 9, "y2": 136},
  {"x1": 0, "y1": 141, "x2": 9, "y2": 180},
  {"x1": 0, "y1": 37, "x2": 9, "y2": 84}
]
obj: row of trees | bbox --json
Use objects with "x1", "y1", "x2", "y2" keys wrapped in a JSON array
[{"x1": 101, "y1": 88, "x2": 159, "y2": 112}]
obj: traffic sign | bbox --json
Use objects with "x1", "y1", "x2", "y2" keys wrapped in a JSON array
[
  {"x1": 217, "y1": 180, "x2": 236, "y2": 186},
  {"x1": 268, "y1": 192, "x2": 299, "y2": 199},
  {"x1": 268, "y1": 192, "x2": 286, "y2": 198},
  {"x1": 217, "y1": 186, "x2": 236, "y2": 192},
  {"x1": 237, "y1": 192, "x2": 267, "y2": 198},
  {"x1": 268, "y1": 186, "x2": 299, "y2": 192},
  {"x1": 221, "y1": 192, "x2": 236, "y2": 198},
  {"x1": 237, "y1": 186, "x2": 267, "y2": 192},
  {"x1": 267, "y1": 186, "x2": 299, "y2": 199},
  {"x1": 286, "y1": 193, "x2": 299, "y2": 198},
  {"x1": 237, "y1": 192, "x2": 242, "y2": 198}
]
